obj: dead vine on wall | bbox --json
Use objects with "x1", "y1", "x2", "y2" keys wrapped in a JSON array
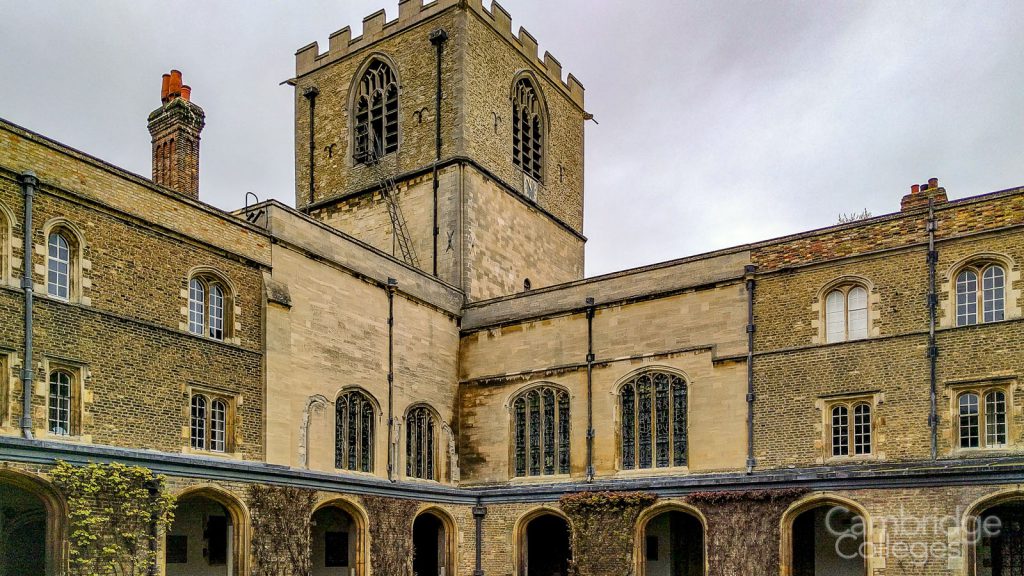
[
  {"x1": 248, "y1": 484, "x2": 318, "y2": 576},
  {"x1": 363, "y1": 495, "x2": 419, "y2": 576},
  {"x1": 561, "y1": 491, "x2": 658, "y2": 576}
]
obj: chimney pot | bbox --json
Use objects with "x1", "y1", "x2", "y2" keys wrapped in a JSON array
[
  {"x1": 161, "y1": 74, "x2": 171, "y2": 103},
  {"x1": 181, "y1": 85, "x2": 191, "y2": 102},
  {"x1": 928, "y1": 177, "x2": 939, "y2": 189},
  {"x1": 911, "y1": 184, "x2": 920, "y2": 194},
  {"x1": 921, "y1": 183, "x2": 930, "y2": 191},
  {"x1": 169, "y1": 69, "x2": 183, "y2": 98}
]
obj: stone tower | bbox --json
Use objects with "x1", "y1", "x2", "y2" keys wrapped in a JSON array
[
  {"x1": 148, "y1": 70, "x2": 206, "y2": 199},
  {"x1": 291, "y1": 0, "x2": 586, "y2": 301}
]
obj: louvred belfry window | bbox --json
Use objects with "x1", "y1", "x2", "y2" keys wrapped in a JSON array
[
  {"x1": 620, "y1": 372, "x2": 687, "y2": 470},
  {"x1": 354, "y1": 60, "x2": 399, "y2": 162},
  {"x1": 512, "y1": 385, "x2": 570, "y2": 477},
  {"x1": 512, "y1": 77, "x2": 543, "y2": 181},
  {"x1": 335, "y1": 390, "x2": 375, "y2": 473}
]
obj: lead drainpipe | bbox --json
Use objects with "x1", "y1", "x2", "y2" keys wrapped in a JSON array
[
  {"x1": 429, "y1": 28, "x2": 447, "y2": 277},
  {"x1": 927, "y1": 199, "x2": 939, "y2": 460},
  {"x1": 585, "y1": 297, "x2": 595, "y2": 482},
  {"x1": 744, "y1": 264, "x2": 757, "y2": 473},
  {"x1": 17, "y1": 171, "x2": 36, "y2": 439},
  {"x1": 386, "y1": 278, "x2": 398, "y2": 480},
  {"x1": 303, "y1": 86, "x2": 319, "y2": 206},
  {"x1": 473, "y1": 498, "x2": 486, "y2": 576}
]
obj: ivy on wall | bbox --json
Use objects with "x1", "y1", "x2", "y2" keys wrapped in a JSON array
[
  {"x1": 688, "y1": 488, "x2": 808, "y2": 576},
  {"x1": 560, "y1": 491, "x2": 658, "y2": 576},
  {"x1": 51, "y1": 460, "x2": 175, "y2": 576},
  {"x1": 248, "y1": 484, "x2": 318, "y2": 576},
  {"x1": 363, "y1": 495, "x2": 419, "y2": 576}
]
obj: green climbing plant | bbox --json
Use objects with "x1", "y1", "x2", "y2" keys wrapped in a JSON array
[{"x1": 50, "y1": 460, "x2": 175, "y2": 576}]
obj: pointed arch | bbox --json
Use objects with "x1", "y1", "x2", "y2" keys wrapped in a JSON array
[
  {"x1": 507, "y1": 381, "x2": 571, "y2": 477},
  {"x1": 514, "y1": 506, "x2": 573, "y2": 576},
  {"x1": 779, "y1": 493, "x2": 873, "y2": 576},
  {"x1": 41, "y1": 217, "x2": 86, "y2": 302},
  {"x1": 962, "y1": 488, "x2": 1024, "y2": 576},
  {"x1": 510, "y1": 70, "x2": 548, "y2": 182},
  {"x1": 413, "y1": 506, "x2": 458, "y2": 576},
  {"x1": 0, "y1": 201, "x2": 14, "y2": 286},
  {"x1": 312, "y1": 496, "x2": 369, "y2": 576},
  {"x1": 349, "y1": 53, "x2": 401, "y2": 163},
  {"x1": 335, "y1": 387, "x2": 380, "y2": 473},
  {"x1": 171, "y1": 484, "x2": 250, "y2": 576},
  {"x1": 0, "y1": 467, "x2": 67, "y2": 576},
  {"x1": 404, "y1": 403, "x2": 444, "y2": 481},
  {"x1": 615, "y1": 366, "x2": 690, "y2": 471},
  {"x1": 634, "y1": 501, "x2": 708, "y2": 576}
]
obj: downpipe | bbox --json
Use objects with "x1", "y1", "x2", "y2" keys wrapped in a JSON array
[
  {"x1": 17, "y1": 171, "x2": 37, "y2": 439},
  {"x1": 744, "y1": 264, "x2": 757, "y2": 474},
  {"x1": 429, "y1": 28, "x2": 448, "y2": 277}
]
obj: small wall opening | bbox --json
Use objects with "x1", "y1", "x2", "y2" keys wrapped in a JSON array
[
  {"x1": 521, "y1": 513, "x2": 571, "y2": 576},
  {"x1": 0, "y1": 482, "x2": 48, "y2": 575},
  {"x1": 975, "y1": 501, "x2": 1024, "y2": 575},
  {"x1": 791, "y1": 505, "x2": 864, "y2": 576},
  {"x1": 642, "y1": 511, "x2": 704, "y2": 576},
  {"x1": 166, "y1": 496, "x2": 233, "y2": 576},
  {"x1": 312, "y1": 505, "x2": 359, "y2": 576},
  {"x1": 413, "y1": 512, "x2": 447, "y2": 576}
]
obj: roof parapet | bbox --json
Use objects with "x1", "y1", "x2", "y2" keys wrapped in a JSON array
[{"x1": 294, "y1": 0, "x2": 584, "y2": 108}]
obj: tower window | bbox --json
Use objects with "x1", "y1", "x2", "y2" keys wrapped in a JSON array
[
  {"x1": 512, "y1": 77, "x2": 544, "y2": 181},
  {"x1": 354, "y1": 60, "x2": 399, "y2": 162}
]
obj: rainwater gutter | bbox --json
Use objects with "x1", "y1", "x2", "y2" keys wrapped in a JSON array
[
  {"x1": 429, "y1": 28, "x2": 448, "y2": 277},
  {"x1": 17, "y1": 171, "x2": 36, "y2": 439}
]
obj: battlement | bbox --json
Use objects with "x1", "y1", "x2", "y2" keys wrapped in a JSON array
[{"x1": 294, "y1": 0, "x2": 584, "y2": 107}]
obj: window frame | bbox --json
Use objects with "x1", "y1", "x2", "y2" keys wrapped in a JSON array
[
  {"x1": 44, "y1": 364, "x2": 83, "y2": 438},
  {"x1": 405, "y1": 404, "x2": 441, "y2": 482},
  {"x1": 186, "y1": 390, "x2": 233, "y2": 454},
  {"x1": 617, "y1": 369, "x2": 689, "y2": 472},
  {"x1": 955, "y1": 263, "x2": 1007, "y2": 327},
  {"x1": 41, "y1": 221, "x2": 85, "y2": 304},
  {"x1": 955, "y1": 386, "x2": 1011, "y2": 450},
  {"x1": 823, "y1": 283, "x2": 870, "y2": 343},
  {"x1": 821, "y1": 394, "x2": 879, "y2": 462},
  {"x1": 186, "y1": 272, "x2": 233, "y2": 342},
  {"x1": 509, "y1": 383, "x2": 571, "y2": 479}
]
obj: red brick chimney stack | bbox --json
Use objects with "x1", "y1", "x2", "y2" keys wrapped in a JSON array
[
  {"x1": 901, "y1": 177, "x2": 948, "y2": 212},
  {"x1": 148, "y1": 70, "x2": 206, "y2": 199}
]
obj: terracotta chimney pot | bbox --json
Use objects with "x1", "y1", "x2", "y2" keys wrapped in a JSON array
[
  {"x1": 911, "y1": 184, "x2": 920, "y2": 194},
  {"x1": 169, "y1": 69, "x2": 183, "y2": 98},
  {"x1": 161, "y1": 74, "x2": 171, "y2": 103},
  {"x1": 181, "y1": 85, "x2": 191, "y2": 102}
]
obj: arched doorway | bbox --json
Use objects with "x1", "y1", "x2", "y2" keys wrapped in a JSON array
[
  {"x1": 639, "y1": 509, "x2": 705, "y2": 575},
  {"x1": 972, "y1": 499, "x2": 1024, "y2": 575},
  {"x1": 311, "y1": 503, "x2": 362, "y2": 576},
  {"x1": 0, "y1": 471, "x2": 64, "y2": 576},
  {"x1": 412, "y1": 511, "x2": 450, "y2": 576},
  {"x1": 786, "y1": 502, "x2": 866, "y2": 576},
  {"x1": 520, "y1": 512, "x2": 572, "y2": 576},
  {"x1": 166, "y1": 490, "x2": 246, "y2": 576}
]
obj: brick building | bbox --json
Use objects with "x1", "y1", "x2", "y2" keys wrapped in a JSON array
[{"x1": 1, "y1": 1, "x2": 1022, "y2": 575}]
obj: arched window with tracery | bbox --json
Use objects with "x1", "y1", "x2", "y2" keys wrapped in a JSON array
[
  {"x1": 512, "y1": 77, "x2": 543, "y2": 181},
  {"x1": 512, "y1": 385, "x2": 570, "y2": 477},
  {"x1": 188, "y1": 274, "x2": 230, "y2": 341},
  {"x1": 620, "y1": 371, "x2": 688, "y2": 470},
  {"x1": 335, "y1": 389, "x2": 375, "y2": 473},
  {"x1": 406, "y1": 406, "x2": 437, "y2": 480},
  {"x1": 354, "y1": 59, "x2": 399, "y2": 162},
  {"x1": 956, "y1": 263, "x2": 1006, "y2": 326}
]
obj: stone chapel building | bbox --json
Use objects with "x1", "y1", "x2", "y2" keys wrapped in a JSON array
[{"x1": 1, "y1": 1, "x2": 1023, "y2": 575}]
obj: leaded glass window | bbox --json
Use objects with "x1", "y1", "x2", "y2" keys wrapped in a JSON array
[
  {"x1": 48, "y1": 371, "x2": 72, "y2": 436},
  {"x1": 512, "y1": 77, "x2": 543, "y2": 181},
  {"x1": 335, "y1": 390, "x2": 375, "y2": 473},
  {"x1": 406, "y1": 406, "x2": 437, "y2": 480},
  {"x1": 619, "y1": 372, "x2": 687, "y2": 470},
  {"x1": 512, "y1": 385, "x2": 570, "y2": 477},
  {"x1": 47, "y1": 233, "x2": 71, "y2": 300},
  {"x1": 354, "y1": 60, "x2": 399, "y2": 162}
]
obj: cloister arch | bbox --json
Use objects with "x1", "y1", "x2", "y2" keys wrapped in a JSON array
[
  {"x1": 167, "y1": 485, "x2": 250, "y2": 576},
  {"x1": 634, "y1": 502, "x2": 707, "y2": 575},
  {"x1": 310, "y1": 497, "x2": 369, "y2": 576},
  {"x1": 780, "y1": 493, "x2": 871, "y2": 576},
  {"x1": 0, "y1": 468, "x2": 66, "y2": 576}
]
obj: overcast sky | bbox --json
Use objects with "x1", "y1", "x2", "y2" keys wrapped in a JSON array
[{"x1": 1, "y1": 1, "x2": 1022, "y2": 276}]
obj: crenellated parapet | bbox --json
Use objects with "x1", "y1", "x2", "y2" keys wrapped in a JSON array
[{"x1": 294, "y1": 0, "x2": 584, "y2": 107}]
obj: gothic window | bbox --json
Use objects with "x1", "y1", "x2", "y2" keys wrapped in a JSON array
[
  {"x1": 406, "y1": 405, "x2": 437, "y2": 481},
  {"x1": 828, "y1": 400, "x2": 872, "y2": 457},
  {"x1": 335, "y1": 389, "x2": 375, "y2": 473},
  {"x1": 47, "y1": 232, "x2": 71, "y2": 300},
  {"x1": 48, "y1": 370, "x2": 73, "y2": 436},
  {"x1": 512, "y1": 385, "x2": 570, "y2": 477},
  {"x1": 188, "y1": 274, "x2": 230, "y2": 341},
  {"x1": 958, "y1": 389, "x2": 1008, "y2": 449},
  {"x1": 190, "y1": 393, "x2": 229, "y2": 452},
  {"x1": 354, "y1": 60, "x2": 399, "y2": 162},
  {"x1": 512, "y1": 77, "x2": 543, "y2": 181},
  {"x1": 620, "y1": 371, "x2": 687, "y2": 470},
  {"x1": 956, "y1": 264, "x2": 1006, "y2": 326},
  {"x1": 825, "y1": 285, "x2": 868, "y2": 343}
]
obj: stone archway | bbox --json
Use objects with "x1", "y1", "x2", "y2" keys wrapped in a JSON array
[
  {"x1": 518, "y1": 510, "x2": 572, "y2": 576},
  {"x1": 965, "y1": 491, "x2": 1024, "y2": 576},
  {"x1": 412, "y1": 509, "x2": 454, "y2": 576},
  {"x1": 636, "y1": 504, "x2": 706, "y2": 576},
  {"x1": 310, "y1": 498, "x2": 368, "y2": 576},
  {"x1": 0, "y1": 469, "x2": 65, "y2": 576},
  {"x1": 167, "y1": 487, "x2": 249, "y2": 576},
  {"x1": 780, "y1": 495, "x2": 870, "y2": 576}
]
